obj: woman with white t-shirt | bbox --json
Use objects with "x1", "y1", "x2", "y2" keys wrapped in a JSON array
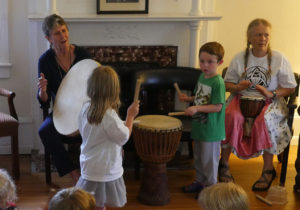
[{"x1": 218, "y1": 18, "x2": 296, "y2": 191}]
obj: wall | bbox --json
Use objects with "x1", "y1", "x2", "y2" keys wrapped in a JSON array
[{"x1": 1, "y1": 0, "x2": 208, "y2": 154}]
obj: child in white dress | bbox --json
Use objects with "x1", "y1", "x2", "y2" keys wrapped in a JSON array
[{"x1": 76, "y1": 66, "x2": 139, "y2": 210}]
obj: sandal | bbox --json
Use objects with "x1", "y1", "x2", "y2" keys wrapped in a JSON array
[
  {"x1": 218, "y1": 162, "x2": 234, "y2": 182},
  {"x1": 182, "y1": 181, "x2": 204, "y2": 193},
  {"x1": 252, "y1": 169, "x2": 276, "y2": 191}
]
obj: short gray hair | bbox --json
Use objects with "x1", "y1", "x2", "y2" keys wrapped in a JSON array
[{"x1": 42, "y1": 14, "x2": 68, "y2": 37}]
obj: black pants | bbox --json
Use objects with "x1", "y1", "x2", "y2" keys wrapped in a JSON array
[{"x1": 38, "y1": 115, "x2": 78, "y2": 177}]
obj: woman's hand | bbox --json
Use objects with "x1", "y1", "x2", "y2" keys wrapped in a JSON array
[
  {"x1": 225, "y1": 80, "x2": 252, "y2": 93},
  {"x1": 237, "y1": 80, "x2": 252, "y2": 91},
  {"x1": 255, "y1": 85, "x2": 273, "y2": 98},
  {"x1": 38, "y1": 73, "x2": 48, "y2": 102}
]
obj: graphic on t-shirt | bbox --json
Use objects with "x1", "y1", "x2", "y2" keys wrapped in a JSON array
[
  {"x1": 193, "y1": 83, "x2": 211, "y2": 123},
  {"x1": 245, "y1": 66, "x2": 271, "y2": 91}
]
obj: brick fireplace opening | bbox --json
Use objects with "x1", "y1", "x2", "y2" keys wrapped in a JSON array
[{"x1": 84, "y1": 45, "x2": 178, "y2": 119}]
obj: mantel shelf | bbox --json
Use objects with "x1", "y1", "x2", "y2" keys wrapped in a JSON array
[{"x1": 28, "y1": 13, "x2": 221, "y2": 22}]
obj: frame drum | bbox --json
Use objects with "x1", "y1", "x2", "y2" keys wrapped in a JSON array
[{"x1": 53, "y1": 59, "x2": 100, "y2": 136}]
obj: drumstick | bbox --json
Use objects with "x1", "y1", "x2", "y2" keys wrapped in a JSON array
[
  {"x1": 255, "y1": 194, "x2": 272, "y2": 206},
  {"x1": 168, "y1": 112, "x2": 185, "y2": 116},
  {"x1": 133, "y1": 78, "x2": 142, "y2": 102},
  {"x1": 174, "y1": 82, "x2": 182, "y2": 95}
]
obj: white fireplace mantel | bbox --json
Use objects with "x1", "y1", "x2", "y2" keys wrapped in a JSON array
[
  {"x1": 28, "y1": 13, "x2": 221, "y2": 23},
  {"x1": 28, "y1": 13, "x2": 221, "y2": 67}
]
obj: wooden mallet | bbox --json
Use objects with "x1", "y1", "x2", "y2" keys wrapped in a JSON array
[
  {"x1": 133, "y1": 78, "x2": 142, "y2": 102},
  {"x1": 168, "y1": 112, "x2": 185, "y2": 116},
  {"x1": 173, "y1": 82, "x2": 182, "y2": 96}
]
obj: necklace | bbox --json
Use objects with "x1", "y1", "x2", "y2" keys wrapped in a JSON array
[{"x1": 55, "y1": 46, "x2": 72, "y2": 79}]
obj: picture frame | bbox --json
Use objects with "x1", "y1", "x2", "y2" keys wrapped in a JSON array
[{"x1": 97, "y1": 0, "x2": 149, "y2": 14}]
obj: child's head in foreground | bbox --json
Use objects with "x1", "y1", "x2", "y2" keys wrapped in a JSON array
[
  {"x1": 48, "y1": 187, "x2": 96, "y2": 210},
  {"x1": 198, "y1": 182, "x2": 249, "y2": 210},
  {"x1": 0, "y1": 168, "x2": 17, "y2": 208}
]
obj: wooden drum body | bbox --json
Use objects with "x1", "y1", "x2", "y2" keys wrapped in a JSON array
[
  {"x1": 240, "y1": 96, "x2": 265, "y2": 137},
  {"x1": 132, "y1": 115, "x2": 182, "y2": 206}
]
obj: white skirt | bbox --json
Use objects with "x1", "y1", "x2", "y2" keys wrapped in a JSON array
[{"x1": 76, "y1": 176, "x2": 127, "y2": 207}]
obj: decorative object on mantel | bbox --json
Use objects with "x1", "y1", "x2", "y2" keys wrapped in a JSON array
[
  {"x1": 97, "y1": 0, "x2": 149, "y2": 14},
  {"x1": 189, "y1": 0, "x2": 203, "y2": 16},
  {"x1": 45, "y1": 0, "x2": 59, "y2": 15}
]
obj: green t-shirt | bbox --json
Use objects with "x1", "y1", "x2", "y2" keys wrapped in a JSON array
[{"x1": 191, "y1": 73, "x2": 226, "y2": 142}]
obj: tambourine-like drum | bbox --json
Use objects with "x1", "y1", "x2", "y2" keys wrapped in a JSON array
[
  {"x1": 240, "y1": 96, "x2": 265, "y2": 137},
  {"x1": 133, "y1": 115, "x2": 182, "y2": 206},
  {"x1": 53, "y1": 59, "x2": 100, "y2": 136}
]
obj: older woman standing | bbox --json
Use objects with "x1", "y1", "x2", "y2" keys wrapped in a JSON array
[
  {"x1": 37, "y1": 14, "x2": 91, "y2": 183},
  {"x1": 219, "y1": 18, "x2": 296, "y2": 191}
]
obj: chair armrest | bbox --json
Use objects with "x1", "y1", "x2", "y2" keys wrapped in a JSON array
[
  {"x1": 287, "y1": 95, "x2": 298, "y2": 110},
  {"x1": 287, "y1": 96, "x2": 298, "y2": 132},
  {"x1": 0, "y1": 88, "x2": 18, "y2": 120}
]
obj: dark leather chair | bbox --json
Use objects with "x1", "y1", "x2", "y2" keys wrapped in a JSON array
[
  {"x1": 132, "y1": 67, "x2": 201, "y2": 177},
  {"x1": 41, "y1": 105, "x2": 81, "y2": 185},
  {"x1": 279, "y1": 72, "x2": 299, "y2": 186},
  {"x1": 222, "y1": 68, "x2": 299, "y2": 186},
  {"x1": 0, "y1": 88, "x2": 20, "y2": 180},
  {"x1": 294, "y1": 86, "x2": 300, "y2": 192}
]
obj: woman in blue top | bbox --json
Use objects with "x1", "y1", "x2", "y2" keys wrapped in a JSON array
[{"x1": 37, "y1": 14, "x2": 91, "y2": 183}]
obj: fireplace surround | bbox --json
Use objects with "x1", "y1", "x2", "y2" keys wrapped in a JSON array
[{"x1": 84, "y1": 45, "x2": 178, "y2": 119}]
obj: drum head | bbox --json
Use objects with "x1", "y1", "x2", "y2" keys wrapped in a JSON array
[
  {"x1": 53, "y1": 59, "x2": 100, "y2": 136},
  {"x1": 135, "y1": 115, "x2": 182, "y2": 131},
  {"x1": 240, "y1": 95, "x2": 265, "y2": 101}
]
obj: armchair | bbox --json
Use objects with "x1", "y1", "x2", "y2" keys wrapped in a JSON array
[{"x1": 0, "y1": 88, "x2": 19, "y2": 180}]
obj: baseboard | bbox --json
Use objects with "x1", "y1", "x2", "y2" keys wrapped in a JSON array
[{"x1": 0, "y1": 145, "x2": 32, "y2": 154}]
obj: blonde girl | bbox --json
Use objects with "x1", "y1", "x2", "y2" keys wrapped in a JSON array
[
  {"x1": 0, "y1": 169, "x2": 17, "y2": 209},
  {"x1": 48, "y1": 187, "x2": 96, "y2": 210},
  {"x1": 198, "y1": 182, "x2": 249, "y2": 210},
  {"x1": 76, "y1": 66, "x2": 139, "y2": 210}
]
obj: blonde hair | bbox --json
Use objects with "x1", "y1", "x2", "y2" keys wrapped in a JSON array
[
  {"x1": 0, "y1": 169, "x2": 17, "y2": 208},
  {"x1": 86, "y1": 66, "x2": 120, "y2": 124},
  {"x1": 48, "y1": 187, "x2": 96, "y2": 210},
  {"x1": 198, "y1": 182, "x2": 249, "y2": 210},
  {"x1": 244, "y1": 18, "x2": 272, "y2": 76},
  {"x1": 42, "y1": 14, "x2": 68, "y2": 37}
]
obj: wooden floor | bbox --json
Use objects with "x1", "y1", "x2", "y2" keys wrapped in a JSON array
[{"x1": 1, "y1": 146, "x2": 300, "y2": 210}]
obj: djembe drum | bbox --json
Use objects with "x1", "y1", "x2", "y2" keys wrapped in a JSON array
[
  {"x1": 133, "y1": 115, "x2": 182, "y2": 206},
  {"x1": 240, "y1": 96, "x2": 265, "y2": 137}
]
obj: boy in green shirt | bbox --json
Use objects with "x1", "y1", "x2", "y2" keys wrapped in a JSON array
[{"x1": 179, "y1": 42, "x2": 225, "y2": 198}]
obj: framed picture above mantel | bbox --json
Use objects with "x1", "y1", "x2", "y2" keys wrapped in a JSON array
[{"x1": 97, "y1": 0, "x2": 149, "y2": 14}]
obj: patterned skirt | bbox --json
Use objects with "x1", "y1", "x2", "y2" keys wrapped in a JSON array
[{"x1": 222, "y1": 95, "x2": 291, "y2": 159}]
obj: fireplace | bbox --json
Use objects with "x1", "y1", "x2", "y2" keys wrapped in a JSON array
[{"x1": 84, "y1": 45, "x2": 178, "y2": 119}]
